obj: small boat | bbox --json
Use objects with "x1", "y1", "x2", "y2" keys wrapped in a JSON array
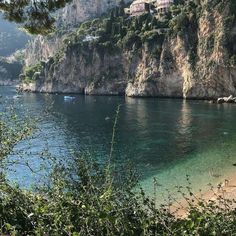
[
  {"x1": 64, "y1": 96, "x2": 76, "y2": 102},
  {"x1": 13, "y1": 95, "x2": 21, "y2": 99}
]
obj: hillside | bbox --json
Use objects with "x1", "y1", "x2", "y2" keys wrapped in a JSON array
[
  {"x1": 21, "y1": 0, "x2": 236, "y2": 99},
  {"x1": 24, "y1": 0, "x2": 130, "y2": 66},
  {"x1": 0, "y1": 15, "x2": 30, "y2": 83},
  {"x1": 0, "y1": 15, "x2": 30, "y2": 57}
]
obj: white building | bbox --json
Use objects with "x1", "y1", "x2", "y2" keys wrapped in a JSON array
[
  {"x1": 126, "y1": 0, "x2": 174, "y2": 16},
  {"x1": 156, "y1": 0, "x2": 174, "y2": 12},
  {"x1": 129, "y1": 0, "x2": 151, "y2": 16}
]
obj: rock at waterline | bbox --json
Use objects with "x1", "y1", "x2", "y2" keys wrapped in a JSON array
[
  {"x1": 217, "y1": 95, "x2": 236, "y2": 104},
  {"x1": 217, "y1": 98, "x2": 224, "y2": 104}
]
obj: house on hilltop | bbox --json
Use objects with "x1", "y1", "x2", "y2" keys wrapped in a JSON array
[
  {"x1": 125, "y1": 0, "x2": 174, "y2": 16},
  {"x1": 156, "y1": 0, "x2": 175, "y2": 13},
  {"x1": 126, "y1": 0, "x2": 151, "y2": 16}
]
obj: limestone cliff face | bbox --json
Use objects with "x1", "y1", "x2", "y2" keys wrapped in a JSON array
[
  {"x1": 61, "y1": 0, "x2": 128, "y2": 25},
  {"x1": 24, "y1": 0, "x2": 130, "y2": 66},
  {"x1": 22, "y1": 0, "x2": 236, "y2": 99},
  {"x1": 26, "y1": 49, "x2": 127, "y2": 95},
  {"x1": 125, "y1": 0, "x2": 236, "y2": 99},
  {"x1": 24, "y1": 35, "x2": 63, "y2": 66}
]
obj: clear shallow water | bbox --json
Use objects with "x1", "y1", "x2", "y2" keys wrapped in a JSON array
[{"x1": 1, "y1": 86, "x2": 236, "y2": 200}]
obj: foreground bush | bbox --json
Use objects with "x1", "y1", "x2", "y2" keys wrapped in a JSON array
[
  {"x1": 1, "y1": 153, "x2": 236, "y2": 235},
  {"x1": 1, "y1": 112, "x2": 236, "y2": 235}
]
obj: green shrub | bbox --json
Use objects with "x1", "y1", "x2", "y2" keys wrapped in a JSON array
[
  {"x1": 22, "y1": 63, "x2": 43, "y2": 83},
  {"x1": 1, "y1": 112, "x2": 236, "y2": 235},
  {"x1": 169, "y1": 12, "x2": 189, "y2": 35}
]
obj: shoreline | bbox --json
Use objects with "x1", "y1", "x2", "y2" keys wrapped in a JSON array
[
  {"x1": 172, "y1": 170, "x2": 236, "y2": 218},
  {"x1": 17, "y1": 84, "x2": 236, "y2": 103},
  {"x1": 15, "y1": 84, "x2": 227, "y2": 101}
]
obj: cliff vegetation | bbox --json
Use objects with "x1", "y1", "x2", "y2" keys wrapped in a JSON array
[{"x1": 21, "y1": 0, "x2": 236, "y2": 99}]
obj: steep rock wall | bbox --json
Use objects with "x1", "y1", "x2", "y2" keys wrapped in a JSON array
[
  {"x1": 61, "y1": 0, "x2": 128, "y2": 25},
  {"x1": 24, "y1": 0, "x2": 130, "y2": 66},
  {"x1": 21, "y1": 0, "x2": 236, "y2": 99}
]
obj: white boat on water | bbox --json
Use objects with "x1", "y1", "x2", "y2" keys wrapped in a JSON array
[
  {"x1": 64, "y1": 96, "x2": 76, "y2": 102},
  {"x1": 13, "y1": 95, "x2": 22, "y2": 99}
]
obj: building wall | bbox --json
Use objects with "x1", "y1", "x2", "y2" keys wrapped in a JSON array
[
  {"x1": 156, "y1": 0, "x2": 174, "y2": 12},
  {"x1": 130, "y1": 2, "x2": 149, "y2": 15}
]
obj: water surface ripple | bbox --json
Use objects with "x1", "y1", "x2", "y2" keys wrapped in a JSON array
[{"x1": 1, "y1": 86, "x2": 236, "y2": 199}]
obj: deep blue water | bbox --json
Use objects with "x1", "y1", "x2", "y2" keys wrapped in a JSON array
[{"x1": 2, "y1": 86, "x2": 236, "y2": 200}]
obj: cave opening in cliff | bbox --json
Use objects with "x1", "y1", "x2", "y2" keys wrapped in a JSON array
[{"x1": 81, "y1": 88, "x2": 85, "y2": 95}]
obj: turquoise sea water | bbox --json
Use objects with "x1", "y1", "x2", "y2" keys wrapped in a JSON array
[{"x1": 1, "y1": 86, "x2": 236, "y2": 201}]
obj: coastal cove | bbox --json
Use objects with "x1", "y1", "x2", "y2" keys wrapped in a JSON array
[
  {"x1": 2, "y1": 86, "x2": 236, "y2": 201},
  {"x1": 1, "y1": 0, "x2": 236, "y2": 233}
]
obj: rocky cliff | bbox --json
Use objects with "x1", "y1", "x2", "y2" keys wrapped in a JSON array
[
  {"x1": 24, "y1": 0, "x2": 130, "y2": 66},
  {"x1": 61, "y1": 0, "x2": 129, "y2": 25},
  {"x1": 21, "y1": 0, "x2": 236, "y2": 99}
]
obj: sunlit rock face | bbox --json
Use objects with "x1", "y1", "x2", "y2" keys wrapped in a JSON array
[
  {"x1": 24, "y1": 0, "x2": 130, "y2": 66},
  {"x1": 24, "y1": 35, "x2": 63, "y2": 67},
  {"x1": 61, "y1": 0, "x2": 128, "y2": 25},
  {"x1": 22, "y1": 0, "x2": 236, "y2": 99}
]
